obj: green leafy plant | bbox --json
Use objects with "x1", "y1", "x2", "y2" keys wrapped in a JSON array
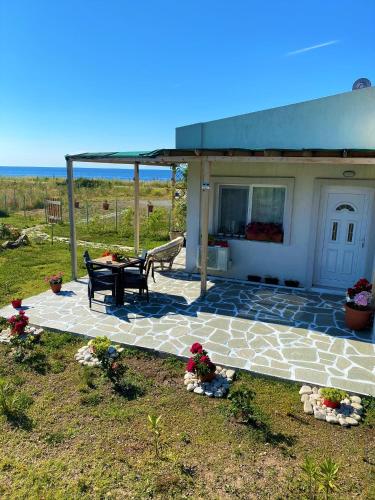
[
  {"x1": 90, "y1": 337, "x2": 111, "y2": 359},
  {"x1": 318, "y1": 458, "x2": 339, "y2": 499},
  {"x1": 301, "y1": 456, "x2": 319, "y2": 500},
  {"x1": 89, "y1": 337, "x2": 126, "y2": 387},
  {"x1": 228, "y1": 386, "x2": 267, "y2": 427},
  {"x1": 148, "y1": 414, "x2": 162, "y2": 458},
  {"x1": 300, "y1": 457, "x2": 340, "y2": 500},
  {"x1": 320, "y1": 388, "x2": 347, "y2": 404}
]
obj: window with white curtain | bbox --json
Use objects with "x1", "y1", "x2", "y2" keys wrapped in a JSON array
[
  {"x1": 218, "y1": 186, "x2": 248, "y2": 234},
  {"x1": 250, "y1": 186, "x2": 286, "y2": 224},
  {"x1": 217, "y1": 183, "x2": 288, "y2": 242}
]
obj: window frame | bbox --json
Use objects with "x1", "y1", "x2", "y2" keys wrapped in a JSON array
[{"x1": 212, "y1": 176, "x2": 295, "y2": 245}]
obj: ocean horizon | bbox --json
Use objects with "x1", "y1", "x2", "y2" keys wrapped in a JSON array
[{"x1": 0, "y1": 165, "x2": 171, "y2": 181}]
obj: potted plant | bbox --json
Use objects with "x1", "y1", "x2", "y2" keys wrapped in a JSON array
[
  {"x1": 11, "y1": 297, "x2": 22, "y2": 309},
  {"x1": 284, "y1": 279, "x2": 300, "y2": 288},
  {"x1": 345, "y1": 278, "x2": 373, "y2": 330},
  {"x1": 74, "y1": 200, "x2": 80, "y2": 208},
  {"x1": 247, "y1": 275, "x2": 262, "y2": 283},
  {"x1": 320, "y1": 388, "x2": 347, "y2": 409},
  {"x1": 102, "y1": 200, "x2": 109, "y2": 210},
  {"x1": 265, "y1": 276, "x2": 279, "y2": 285},
  {"x1": 45, "y1": 272, "x2": 63, "y2": 293},
  {"x1": 186, "y1": 342, "x2": 216, "y2": 382}
]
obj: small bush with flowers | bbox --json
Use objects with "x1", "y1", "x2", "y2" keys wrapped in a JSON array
[
  {"x1": 6, "y1": 311, "x2": 41, "y2": 362},
  {"x1": 89, "y1": 337, "x2": 126, "y2": 386},
  {"x1": 346, "y1": 278, "x2": 373, "y2": 311},
  {"x1": 186, "y1": 343, "x2": 216, "y2": 380}
]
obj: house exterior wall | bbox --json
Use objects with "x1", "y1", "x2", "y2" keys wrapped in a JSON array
[
  {"x1": 185, "y1": 161, "x2": 375, "y2": 289},
  {"x1": 176, "y1": 88, "x2": 375, "y2": 150}
]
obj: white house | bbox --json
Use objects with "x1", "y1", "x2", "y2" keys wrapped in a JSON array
[{"x1": 177, "y1": 88, "x2": 375, "y2": 292}]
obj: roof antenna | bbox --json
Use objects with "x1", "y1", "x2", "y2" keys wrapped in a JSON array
[{"x1": 352, "y1": 78, "x2": 371, "y2": 90}]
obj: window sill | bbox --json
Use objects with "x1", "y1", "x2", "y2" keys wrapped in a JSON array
[{"x1": 213, "y1": 235, "x2": 284, "y2": 245}]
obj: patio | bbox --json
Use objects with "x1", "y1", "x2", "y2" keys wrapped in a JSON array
[{"x1": 1, "y1": 271, "x2": 374, "y2": 396}]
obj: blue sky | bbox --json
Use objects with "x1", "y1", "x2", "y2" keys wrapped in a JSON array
[{"x1": 0, "y1": 0, "x2": 374, "y2": 166}]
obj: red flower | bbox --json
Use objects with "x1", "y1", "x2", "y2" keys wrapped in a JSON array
[
  {"x1": 200, "y1": 355, "x2": 211, "y2": 365},
  {"x1": 111, "y1": 362, "x2": 120, "y2": 371},
  {"x1": 190, "y1": 342, "x2": 203, "y2": 354},
  {"x1": 186, "y1": 359, "x2": 196, "y2": 373}
]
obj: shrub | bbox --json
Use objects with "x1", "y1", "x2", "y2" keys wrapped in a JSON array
[{"x1": 320, "y1": 388, "x2": 347, "y2": 404}]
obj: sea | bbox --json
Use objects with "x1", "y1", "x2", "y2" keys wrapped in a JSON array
[{"x1": 0, "y1": 165, "x2": 171, "y2": 181}]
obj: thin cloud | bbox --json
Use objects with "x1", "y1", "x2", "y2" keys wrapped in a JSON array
[{"x1": 286, "y1": 40, "x2": 339, "y2": 56}]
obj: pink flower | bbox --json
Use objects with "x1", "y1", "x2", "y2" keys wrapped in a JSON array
[{"x1": 354, "y1": 291, "x2": 372, "y2": 307}]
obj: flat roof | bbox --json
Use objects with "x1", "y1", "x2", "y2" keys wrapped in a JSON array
[{"x1": 66, "y1": 148, "x2": 375, "y2": 166}]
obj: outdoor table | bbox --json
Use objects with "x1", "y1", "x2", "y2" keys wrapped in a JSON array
[{"x1": 91, "y1": 256, "x2": 143, "y2": 306}]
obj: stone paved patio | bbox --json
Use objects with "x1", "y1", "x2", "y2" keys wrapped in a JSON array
[{"x1": 0, "y1": 272, "x2": 374, "y2": 395}]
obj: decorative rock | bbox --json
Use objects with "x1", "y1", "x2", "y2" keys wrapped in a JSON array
[
  {"x1": 299, "y1": 385, "x2": 312, "y2": 395},
  {"x1": 349, "y1": 413, "x2": 361, "y2": 422},
  {"x1": 303, "y1": 401, "x2": 313, "y2": 414},
  {"x1": 184, "y1": 368, "x2": 235, "y2": 399},
  {"x1": 339, "y1": 417, "x2": 349, "y2": 427},
  {"x1": 350, "y1": 395, "x2": 361, "y2": 404},
  {"x1": 326, "y1": 415, "x2": 339, "y2": 424},
  {"x1": 351, "y1": 402, "x2": 363, "y2": 413},
  {"x1": 300, "y1": 385, "x2": 362, "y2": 428},
  {"x1": 314, "y1": 409, "x2": 327, "y2": 421},
  {"x1": 345, "y1": 417, "x2": 359, "y2": 426}
]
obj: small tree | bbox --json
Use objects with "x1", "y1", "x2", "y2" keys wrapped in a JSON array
[{"x1": 148, "y1": 414, "x2": 162, "y2": 458}]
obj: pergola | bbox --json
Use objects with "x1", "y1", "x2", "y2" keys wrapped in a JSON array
[{"x1": 65, "y1": 148, "x2": 375, "y2": 296}]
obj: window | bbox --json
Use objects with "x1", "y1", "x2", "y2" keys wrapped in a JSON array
[
  {"x1": 218, "y1": 186, "x2": 248, "y2": 234},
  {"x1": 216, "y1": 183, "x2": 288, "y2": 243},
  {"x1": 251, "y1": 187, "x2": 285, "y2": 225},
  {"x1": 336, "y1": 203, "x2": 355, "y2": 212},
  {"x1": 347, "y1": 223, "x2": 354, "y2": 243},
  {"x1": 331, "y1": 221, "x2": 338, "y2": 241}
]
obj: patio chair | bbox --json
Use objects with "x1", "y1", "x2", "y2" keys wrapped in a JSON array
[
  {"x1": 146, "y1": 236, "x2": 184, "y2": 271},
  {"x1": 122, "y1": 257, "x2": 155, "y2": 302},
  {"x1": 83, "y1": 251, "x2": 119, "y2": 308}
]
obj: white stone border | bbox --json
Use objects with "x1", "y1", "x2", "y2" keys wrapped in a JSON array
[
  {"x1": 184, "y1": 366, "x2": 235, "y2": 398},
  {"x1": 300, "y1": 385, "x2": 363, "y2": 426}
]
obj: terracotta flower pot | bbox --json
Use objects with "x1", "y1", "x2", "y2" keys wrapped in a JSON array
[
  {"x1": 344, "y1": 303, "x2": 373, "y2": 330},
  {"x1": 74, "y1": 201, "x2": 80, "y2": 208},
  {"x1": 11, "y1": 299, "x2": 22, "y2": 308},
  {"x1": 199, "y1": 371, "x2": 216, "y2": 383},
  {"x1": 323, "y1": 399, "x2": 340, "y2": 409},
  {"x1": 50, "y1": 283, "x2": 62, "y2": 294},
  {"x1": 103, "y1": 202, "x2": 109, "y2": 210}
]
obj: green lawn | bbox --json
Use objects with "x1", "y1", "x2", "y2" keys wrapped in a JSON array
[
  {"x1": 0, "y1": 243, "x2": 88, "y2": 306},
  {"x1": 0, "y1": 331, "x2": 373, "y2": 499}
]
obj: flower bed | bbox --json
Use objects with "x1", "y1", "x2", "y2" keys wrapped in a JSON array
[
  {"x1": 184, "y1": 343, "x2": 235, "y2": 397},
  {"x1": 300, "y1": 385, "x2": 363, "y2": 427}
]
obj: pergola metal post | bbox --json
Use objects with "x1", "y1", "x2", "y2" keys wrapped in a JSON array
[
  {"x1": 200, "y1": 159, "x2": 211, "y2": 296},
  {"x1": 134, "y1": 161, "x2": 140, "y2": 254},
  {"x1": 66, "y1": 158, "x2": 78, "y2": 280}
]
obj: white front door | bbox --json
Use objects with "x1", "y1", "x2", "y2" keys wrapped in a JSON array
[{"x1": 314, "y1": 186, "x2": 372, "y2": 288}]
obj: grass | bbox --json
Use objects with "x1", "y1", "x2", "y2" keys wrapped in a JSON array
[
  {"x1": 0, "y1": 242, "x2": 88, "y2": 306},
  {"x1": 0, "y1": 330, "x2": 373, "y2": 498},
  {"x1": 0, "y1": 177, "x2": 172, "y2": 213}
]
